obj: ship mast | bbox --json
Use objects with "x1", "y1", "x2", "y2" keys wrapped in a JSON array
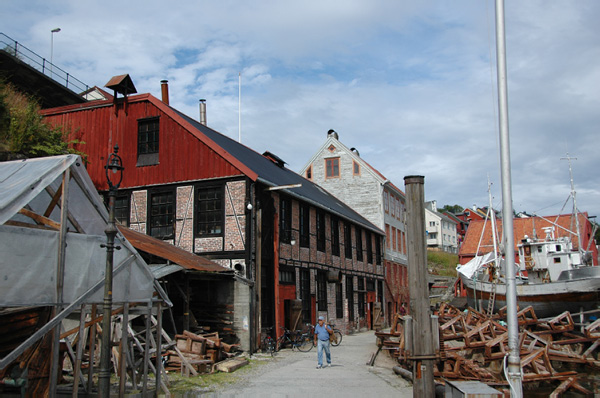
[{"x1": 561, "y1": 154, "x2": 582, "y2": 254}]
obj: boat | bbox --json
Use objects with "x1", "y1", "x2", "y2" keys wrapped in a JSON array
[{"x1": 458, "y1": 223, "x2": 600, "y2": 318}]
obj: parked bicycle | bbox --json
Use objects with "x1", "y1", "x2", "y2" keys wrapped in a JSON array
[
  {"x1": 295, "y1": 323, "x2": 315, "y2": 352},
  {"x1": 276, "y1": 327, "x2": 307, "y2": 351},
  {"x1": 262, "y1": 327, "x2": 276, "y2": 356}
]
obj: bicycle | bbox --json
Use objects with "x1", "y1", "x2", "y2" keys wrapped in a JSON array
[
  {"x1": 262, "y1": 327, "x2": 276, "y2": 356},
  {"x1": 295, "y1": 323, "x2": 315, "y2": 352},
  {"x1": 276, "y1": 327, "x2": 305, "y2": 351},
  {"x1": 328, "y1": 323, "x2": 343, "y2": 347}
]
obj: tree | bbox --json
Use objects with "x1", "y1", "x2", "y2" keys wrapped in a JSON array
[
  {"x1": 439, "y1": 204, "x2": 464, "y2": 215},
  {"x1": 0, "y1": 81, "x2": 86, "y2": 161}
]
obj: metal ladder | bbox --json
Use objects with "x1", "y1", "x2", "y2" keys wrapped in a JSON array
[{"x1": 487, "y1": 282, "x2": 497, "y2": 316}]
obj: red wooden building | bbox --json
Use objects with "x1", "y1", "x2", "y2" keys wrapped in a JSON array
[{"x1": 41, "y1": 76, "x2": 386, "y2": 350}]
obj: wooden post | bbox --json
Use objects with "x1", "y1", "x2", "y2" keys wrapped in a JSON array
[{"x1": 404, "y1": 175, "x2": 435, "y2": 398}]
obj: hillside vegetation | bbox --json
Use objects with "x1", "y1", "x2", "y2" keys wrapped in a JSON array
[{"x1": 427, "y1": 250, "x2": 458, "y2": 277}]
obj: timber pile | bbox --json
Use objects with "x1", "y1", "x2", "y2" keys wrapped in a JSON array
[
  {"x1": 376, "y1": 304, "x2": 600, "y2": 396},
  {"x1": 164, "y1": 330, "x2": 241, "y2": 375}
]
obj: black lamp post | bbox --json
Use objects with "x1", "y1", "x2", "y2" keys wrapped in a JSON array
[{"x1": 99, "y1": 145, "x2": 123, "y2": 397}]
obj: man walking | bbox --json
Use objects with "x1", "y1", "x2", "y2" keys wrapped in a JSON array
[{"x1": 314, "y1": 316, "x2": 332, "y2": 369}]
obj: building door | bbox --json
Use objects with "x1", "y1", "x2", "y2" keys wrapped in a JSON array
[{"x1": 260, "y1": 191, "x2": 275, "y2": 331}]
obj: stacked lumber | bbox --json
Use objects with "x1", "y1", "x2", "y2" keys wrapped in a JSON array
[
  {"x1": 164, "y1": 330, "x2": 241, "y2": 375},
  {"x1": 379, "y1": 304, "x2": 600, "y2": 396}
]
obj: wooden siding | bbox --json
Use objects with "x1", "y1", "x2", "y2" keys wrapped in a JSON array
[{"x1": 43, "y1": 99, "x2": 244, "y2": 191}]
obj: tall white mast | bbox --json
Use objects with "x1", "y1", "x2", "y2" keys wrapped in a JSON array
[
  {"x1": 495, "y1": 0, "x2": 523, "y2": 395},
  {"x1": 561, "y1": 154, "x2": 582, "y2": 254}
]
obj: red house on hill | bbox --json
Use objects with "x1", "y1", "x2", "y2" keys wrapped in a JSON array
[
  {"x1": 41, "y1": 76, "x2": 386, "y2": 350},
  {"x1": 458, "y1": 212, "x2": 598, "y2": 266}
]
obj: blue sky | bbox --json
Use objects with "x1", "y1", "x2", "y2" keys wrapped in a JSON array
[{"x1": 2, "y1": 0, "x2": 599, "y2": 220}]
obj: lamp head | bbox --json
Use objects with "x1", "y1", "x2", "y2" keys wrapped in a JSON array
[{"x1": 105, "y1": 145, "x2": 124, "y2": 190}]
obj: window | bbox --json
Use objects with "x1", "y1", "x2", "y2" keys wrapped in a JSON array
[
  {"x1": 316, "y1": 210, "x2": 325, "y2": 252},
  {"x1": 344, "y1": 222, "x2": 352, "y2": 258},
  {"x1": 366, "y1": 231, "x2": 373, "y2": 264},
  {"x1": 114, "y1": 194, "x2": 130, "y2": 226},
  {"x1": 366, "y1": 278, "x2": 375, "y2": 292},
  {"x1": 137, "y1": 117, "x2": 159, "y2": 166},
  {"x1": 384, "y1": 191, "x2": 389, "y2": 213},
  {"x1": 385, "y1": 224, "x2": 390, "y2": 249},
  {"x1": 375, "y1": 236, "x2": 382, "y2": 264},
  {"x1": 429, "y1": 221, "x2": 436, "y2": 227},
  {"x1": 280, "y1": 196, "x2": 292, "y2": 244},
  {"x1": 357, "y1": 278, "x2": 365, "y2": 317},
  {"x1": 279, "y1": 265, "x2": 296, "y2": 284},
  {"x1": 353, "y1": 160, "x2": 360, "y2": 176},
  {"x1": 195, "y1": 186, "x2": 223, "y2": 237},
  {"x1": 300, "y1": 269, "x2": 311, "y2": 323},
  {"x1": 331, "y1": 216, "x2": 340, "y2": 256},
  {"x1": 149, "y1": 190, "x2": 174, "y2": 240},
  {"x1": 325, "y1": 158, "x2": 340, "y2": 178},
  {"x1": 335, "y1": 283, "x2": 343, "y2": 319},
  {"x1": 355, "y1": 227, "x2": 363, "y2": 261},
  {"x1": 346, "y1": 275, "x2": 354, "y2": 321},
  {"x1": 305, "y1": 165, "x2": 312, "y2": 180},
  {"x1": 391, "y1": 195, "x2": 395, "y2": 217},
  {"x1": 299, "y1": 203, "x2": 310, "y2": 247},
  {"x1": 317, "y1": 271, "x2": 327, "y2": 311}
]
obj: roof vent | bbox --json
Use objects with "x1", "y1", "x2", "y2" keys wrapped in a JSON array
[
  {"x1": 351, "y1": 147, "x2": 360, "y2": 157},
  {"x1": 199, "y1": 99, "x2": 207, "y2": 126},
  {"x1": 105, "y1": 74, "x2": 137, "y2": 97},
  {"x1": 327, "y1": 129, "x2": 339, "y2": 140},
  {"x1": 262, "y1": 151, "x2": 286, "y2": 168}
]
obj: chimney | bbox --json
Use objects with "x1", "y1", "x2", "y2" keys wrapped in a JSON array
[
  {"x1": 327, "y1": 129, "x2": 339, "y2": 140},
  {"x1": 199, "y1": 99, "x2": 207, "y2": 126},
  {"x1": 350, "y1": 147, "x2": 360, "y2": 157},
  {"x1": 160, "y1": 80, "x2": 169, "y2": 105}
]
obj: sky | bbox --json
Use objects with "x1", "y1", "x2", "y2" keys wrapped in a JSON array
[{"x1": 2, "y1": 0, "x2": 599, "y2": 221}]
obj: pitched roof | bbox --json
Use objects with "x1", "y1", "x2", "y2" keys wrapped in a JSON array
[
  {"x1": 459, "y1": 213, "x2": 590, "y2": 258},
  {"x1": 118, "y1": 225, "x2": 231, "y2": 273},
  {"x1": 171, "y1": 108, "x2": 384, "y2": 235}
]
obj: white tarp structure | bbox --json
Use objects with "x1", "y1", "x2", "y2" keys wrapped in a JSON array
[
  {"x1": 456, "y1": 252, "x2": 499, "y2": 279},
  {"x1": 0, "y1": 154, "x2": 168, "y2": 306}
]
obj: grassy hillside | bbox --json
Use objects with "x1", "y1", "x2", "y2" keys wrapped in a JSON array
[{"x1": 427, "y1": 250, "x2": 458, "y2": 277}]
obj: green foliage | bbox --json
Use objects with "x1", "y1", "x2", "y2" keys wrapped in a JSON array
[
  {"x1": 427, "y1": 250, "x2": 458, "y2": 277},
  {"x1": 439, "y1": 204, "x2": 464, "y2": 214},
  {"x1": 0, "y1": 81, "x2": 86, "y2": 160}
]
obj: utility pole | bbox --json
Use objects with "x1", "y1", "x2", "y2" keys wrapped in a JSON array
[{"x1": 404, "y1": 175, "x2": 435, "y2": 397}]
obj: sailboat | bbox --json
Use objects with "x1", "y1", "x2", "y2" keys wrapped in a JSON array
[{"x1": 457, "y1": 162, "x2": 600, "y2": 318}]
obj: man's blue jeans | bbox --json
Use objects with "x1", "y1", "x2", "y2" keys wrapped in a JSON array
[{"x1": 317, "y1": 339, "x2": 331, "y2": 366}]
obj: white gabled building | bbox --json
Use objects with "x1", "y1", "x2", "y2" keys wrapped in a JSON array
[
  {"x1": 425, "y1": 200, "x2": 459, "y2": 253},
  {"x1": 300, "y1": 130, "x2": 410, "y2": 318}
]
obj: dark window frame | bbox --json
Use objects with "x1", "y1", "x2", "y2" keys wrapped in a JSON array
[
  {"x1": 346, "y1": 275, "x2": 354, "y2": 321},
  {"x1": 280, "y1": 196, "x2": 292, "y2": 244},
  {"x1": 335, "y1": 282, "x2": 343, "y2": 319},
  {"x1": 317, "y1": 271, "x2": 327, "y2": 311},
  {"x1": 355, "y1": 227, "x2": 363, "y2": 261},
  {"x1": 299, "y1": 203, "x2": 310, "y2": 248},
  {"x1": 149, "y1": 189, "x2": 175, "y2": 240},
  {"x1": 344, "y1": 222, "x2": 352, "y2": 259},
  {"x1": 357, "y1": 277, "x2": 365, "y2": 318},
  {"x1": 279, "y1": 265, "x2": 296, "y2": 285},
  {"x1": 114, "y1": 193, "x2": 130, "y2": 227},
  {"x1": 137, "y1": 117, "x2": 160, "y2": 166},
  {"x1": 300, "y1": 269, "x2": 311, "y2": 323},
  {"x1": 316, "y1": 210, "x2": 326, "y2": 252},
  {"x1": 375, "y1": 235, "x2": 382, "y2": 264},
  {"x1": 331, "y1": 216, "x2": 340, "y2": 256},
  {"x1": 195, "y1": 185, "x2": 224, "y2": 238},
  {"x1": 366, "y1": 231, "x2": 373, "y2": 264}
]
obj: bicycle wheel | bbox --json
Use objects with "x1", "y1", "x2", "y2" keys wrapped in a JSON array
[
  {"x1": 331, "y1": 330, "x2": 343, "y2": 346},
  {"x1": 295, "y1": 334, "x2": 314, "y2": 352}
]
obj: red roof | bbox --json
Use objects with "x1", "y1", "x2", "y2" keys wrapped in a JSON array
[{"x1": 459, "y1": 212, "x2": 596, "y2": 264}]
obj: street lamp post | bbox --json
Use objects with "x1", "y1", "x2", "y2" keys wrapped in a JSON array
[
  {"x1": 50, "y1": 28, "x2": 60, "y2": 78},
  {"x1": 98, "y1": 145, "x2": 124, "y2": 398}
]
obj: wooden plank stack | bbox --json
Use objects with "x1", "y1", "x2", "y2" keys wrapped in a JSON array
[
  {"x1": 377, "y1": 303, "x2": 600, "y2": 396},
  {"x1": 164, "y1": 330, "x2": 241, "y2": 375}
]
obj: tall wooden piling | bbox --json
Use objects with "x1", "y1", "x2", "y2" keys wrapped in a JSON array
[{"x1": 404, "y1": 175, "x2": 435, "y2": 397}]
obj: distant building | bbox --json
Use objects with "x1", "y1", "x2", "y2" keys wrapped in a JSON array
[
  {"x1": 300, "y1": 130, "x2": 409, "y2": 319},
  {"x1": 425, "y1": 201, "x2": 459, "y2": 253}
]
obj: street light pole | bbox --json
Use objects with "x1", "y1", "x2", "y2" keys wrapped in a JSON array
[
  {"x1": 98, "y1": 145, "x2": 123, "y2": 398},
  {"x1": 50, "y1": 28, "x2": 60, "y2": 78}
]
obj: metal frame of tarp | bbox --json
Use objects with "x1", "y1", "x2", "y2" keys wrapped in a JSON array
[{"x1": 0, "y1": 155, "x2": 172, "y2": 397}]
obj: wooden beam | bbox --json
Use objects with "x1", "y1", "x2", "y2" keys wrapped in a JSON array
[{"x1": 18, "y1": 208, "x2": 61, "y2": 230}]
